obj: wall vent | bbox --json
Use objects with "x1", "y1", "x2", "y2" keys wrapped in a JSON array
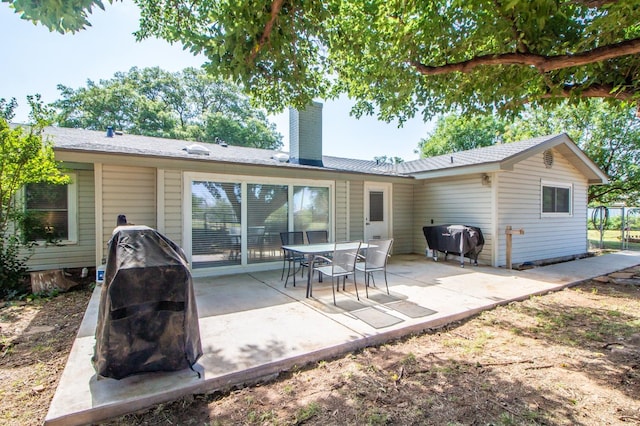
[{"x1": 543, "y1": 149, "x2": 554, "y2": 168}]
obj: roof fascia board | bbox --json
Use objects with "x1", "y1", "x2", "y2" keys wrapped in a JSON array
[
  {"x1": 554, "y1": 140, "x2": 609, "y2": 184},
  {"x1": 500, "y1": 134, "x2": 608, "y2": 184},
  {"x1": 54, "y1": 148, "x2": 415, "y2": 182},
  {"x1": 411, "y1": 163, "x2": 503, "y2": 180},
  {"x1": 499, "y1": 134, "x2": 569, "y2": 170}
]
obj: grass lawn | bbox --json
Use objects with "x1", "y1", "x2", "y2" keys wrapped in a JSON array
[{"x1": 588, "y1": 229, "x2": 640, "y2": 251}]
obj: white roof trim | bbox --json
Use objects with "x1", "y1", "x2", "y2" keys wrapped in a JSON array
[
  {"x1": 410, "y1": 163, "x2": 504, "y2": 179},
  {"x1": 411, "y1": 133, "x2": 608, "y2": 185}
]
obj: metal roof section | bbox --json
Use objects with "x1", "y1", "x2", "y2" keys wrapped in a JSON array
[{"x1": 42, "y1": 127, "x2": 607, "y2": 184}]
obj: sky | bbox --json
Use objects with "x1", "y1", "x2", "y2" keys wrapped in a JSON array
[{"x1": 0, "y1": 1, "x2": 434, "y2": 161}]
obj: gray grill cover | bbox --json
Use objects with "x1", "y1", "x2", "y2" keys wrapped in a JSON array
[
  {"x1": 92, "y1": 225, "x2": 202, "y2": 379},
  {"x1": 422, "y1": 224, "x2": 485, "y2": 264}
]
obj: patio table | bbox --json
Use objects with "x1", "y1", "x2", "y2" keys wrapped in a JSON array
[{"x1": 282, "y1": 242, "x2": 367, "y2": 298}]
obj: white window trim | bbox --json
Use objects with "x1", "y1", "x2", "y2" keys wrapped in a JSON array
[
  {"x1": 23, "y1": 173, "x2": 78, "y2": 244},
  {"x1": 540, "y1": 180, "x2": 573, "y2": 218},
  {"x1": 183, "y1": 171, "x2": 334, "y2": 271}
]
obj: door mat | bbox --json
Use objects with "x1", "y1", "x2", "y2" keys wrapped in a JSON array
[
  {"x1": 338, "y1": 299, "x2": 369, "y2": 312},
  {"x1": 367, "y1": 292, "x2": 401, "y2": 304},
  {"x1": 350, "y1": 307, "x2": 404, "y2": 329},
  {"x1": 385, "y1": 301, "x2": 437, "y2": 318}
]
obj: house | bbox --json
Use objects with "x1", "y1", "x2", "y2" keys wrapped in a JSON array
[{"x1": 22, "y1": 103, "x2": 608, "y2": 274}]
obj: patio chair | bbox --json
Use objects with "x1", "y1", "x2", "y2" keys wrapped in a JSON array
[
  {"x1": 306, "y1": 230, "x2": 328, "y2": 244},
  {"x1": 248, "y1": 226, "x2": 266, "y2": 260},
  {"x1": 280, "y1": 231, "x2": 307, "y2": 287},
  {"x1": 356, "y1": 238, "x2": 393, "y2": 297},
  {"x1": 227, "y1": 226, "x2": 241, "y2": 261},
  {"x1": 306, "y1": 230, "x2": 331, "y2": 280},
  {"x1": 313, "y1": 242, "x2": 361, "y2": 305}
]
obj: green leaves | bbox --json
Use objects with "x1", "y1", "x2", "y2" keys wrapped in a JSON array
[
  {"x1": 5, "y1": 0, "x2": 640, "y2": 120},
  {"x1": 50, "y1": 66, "x2": 284, "y2": 149},
  {"x1": 0, "y1": 99, "x2": 70, "y2": 248},
  {"x1": 3, "y1": 0, "x2": 110, "y2": 33},
  {"x1": 421, "y1": 100, "x2": 640, "y2": 205}
]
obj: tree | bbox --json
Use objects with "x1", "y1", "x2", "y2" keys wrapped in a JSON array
[
  {"x1": 52, "y1": 67, "x2": 283, "y2": 149},
  {"x1": 373, "y1": 155, "x2": 404, "y2": 165},
  {"x1": 418, "y1": 114, "x2": 506, "y2": 157},
  {"x1": 0, "y1": 96, "x2": 70, "y2": 298},
  {"x1": 508, "y1": 101, "x2": 640, "y2": 206},
  {"x1": 2, "y1": 0, "x2": 114, "y2": 33},
  {"x1": 418, "y1": 100, "x2": 640, "y2": 205},
  {"x1": 7, "y1": 1, "x2": 640, "y2": 121},
  {"x1": 135, "y1": 0, "x2": 640, "y2": 121}
]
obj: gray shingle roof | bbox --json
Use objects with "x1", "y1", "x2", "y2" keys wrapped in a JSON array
[
  {"x1": 43, "y1": 126, "x2": 407, "y2": 176},
  {"x1": 41, "y1": 126, "x2": 583, "y2": 179},
  {"x1": 397, "y1": 134, "x2": 565, "y2": 174}
]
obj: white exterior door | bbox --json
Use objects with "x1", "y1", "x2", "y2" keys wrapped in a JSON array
[{"x1": 364, "y1": 182, "x2": 391, "y2": 241}]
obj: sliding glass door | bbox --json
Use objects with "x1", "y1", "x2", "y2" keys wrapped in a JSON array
[
  {"x1": 247, "y1": 184, "x2": 288, "y2": 264},
  {"x1": 191, "y1": 181, "x2": 242, "y2": 268},
  {"x1": 188, "y1": 175, "x2": 332, "y2": 270}
]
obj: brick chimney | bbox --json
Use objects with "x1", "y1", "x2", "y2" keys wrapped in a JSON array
[{"x1": 289, "y1": 102, "x2": 323, "y2": 167}]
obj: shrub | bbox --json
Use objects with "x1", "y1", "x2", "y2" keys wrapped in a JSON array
[{"x1": 0, "y1": 237, "x2": 30, "y2": 299}]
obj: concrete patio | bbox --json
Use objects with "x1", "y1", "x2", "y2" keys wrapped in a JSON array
[{"x1": 45, "y1": 251, "x2": 640, "y2": 425}]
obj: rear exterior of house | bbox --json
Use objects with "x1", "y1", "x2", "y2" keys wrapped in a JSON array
[
  {"x1": 408, "y1": 134, "x2": 604, "y2": 267},
  {"x1": 63, "y1": 159, "x2": 415, "y2": 277},
  {"x1": 36, "y1": 109, "x2": 416, "y2": 277},
  {"x1": 493, "y1": 148, "x2": 590, "y2": 266},
  {"x1": 21, "y1": 112, "x2": 606, "y2": 274},
  {"x1": 412, "y1": 147, "x2": 591, "y2": 267}
]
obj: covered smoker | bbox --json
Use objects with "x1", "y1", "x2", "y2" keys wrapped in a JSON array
[
  {"x1": 93, "y1": 225, "x2": 202, "y2": 380},
  {"x1": 422, "y1": 224, "x2": 485, "y2": 267}
]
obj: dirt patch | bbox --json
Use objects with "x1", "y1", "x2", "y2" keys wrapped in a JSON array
[
  {"x1": 2, "y1": 267, "x2": 640, "y2": 425},
  {"x1": 0, "y1": 270, "x2": 94, "y2": 426}
]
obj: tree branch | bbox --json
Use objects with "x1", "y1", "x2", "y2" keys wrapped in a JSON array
[
  {"x1": 410, "y1": 38, "x2": 640, "y2": 75},
  {"x1": 248, "y1": 0, "x2": 286, "y2": 64},
  {"x1": 570, "y1": 0, "x2": 620, "y2": 7},
  {"x1": 537, "y1": 84, "x2": 634, "y2": 101}
]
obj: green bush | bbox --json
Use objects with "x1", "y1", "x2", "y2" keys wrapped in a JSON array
[{"x1": 0, "y1": 237, "x2": 29, "y2": 299}]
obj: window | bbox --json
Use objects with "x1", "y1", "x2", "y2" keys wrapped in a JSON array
[
  {"x1": 293, "y1": 186, "x2": 330, "y2": 234},
  {"x1": 191, "y1": 181, "x2": 242, "y2": 267},
  {"x1": 24, "y1": 175, "x2": 77, "y2": 243},
  {"x1": 247, "y1": 184, "x2": 288, "y2": 264},
  {"x1": 187, "y1": 175, "x2": 332, "y2": 270},
  {"x1": 541, "y1": 182, "x2": 572, "y2": 216},
  {"x1": 369, "y1": 191, "x2": 384, "y2": 222}
]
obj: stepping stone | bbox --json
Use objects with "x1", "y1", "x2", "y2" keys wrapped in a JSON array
[
  {"x1": 611, "y1": 278, "x2": 640, "y2": 286},
  {"x1": 608, "y1": 272, "x2": 635, "y2": 279},
  {"x1": 25, "y1": 325, "x2": 55, "y2": 335}
]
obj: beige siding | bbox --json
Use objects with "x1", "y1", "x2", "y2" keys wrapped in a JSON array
[
  {"x1": 101, "y1": 165, "x2": 156, "y2": 249},
  {"x1": 414, "y1": 174, "x2": 494, "y2": 264},
  {"x1": 334, "y1": 180, "x2": 349, "y2": 242},
  {"x1": 392, "y1": 182, "x2": 414, "y2": 254},
  {"x1": 27, "y1": 169, "x2": 96, "y2": 270},
  {"x1": 349, "y1": 181, "x2": 364, "y2": 241},
  {"x1": 162, "y1": 170, "x2": 183, "y2": 245},
  {"x1": 496, "y1": 149, "x2": 588, "y2": 266}
]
